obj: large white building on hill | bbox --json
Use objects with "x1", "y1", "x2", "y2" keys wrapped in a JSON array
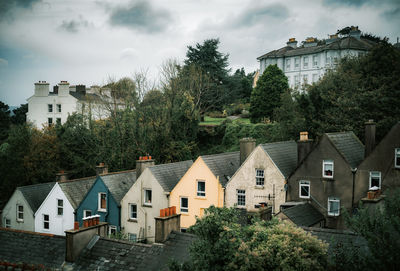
[{"x1": 257, "y1": 26, "x2": 376, "y2": 90}]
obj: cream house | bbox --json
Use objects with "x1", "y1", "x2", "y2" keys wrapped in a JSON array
[
  {"x1": 225, "y1": 141, "x2": 297, "y2": 214},
  {"x1": 169, "y1": 152, "x2": 240, "y2": 230},
  {"x1": 121, "y1": 160, "x2": 193, "y2": 243}
]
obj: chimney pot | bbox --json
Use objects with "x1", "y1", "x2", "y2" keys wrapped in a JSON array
[
  {"x1": 136, "y1": 156, "x2": 155, "y2": 178},
  {"x1": 299, "y1": 132, "x2": 308, "y2": 141}
]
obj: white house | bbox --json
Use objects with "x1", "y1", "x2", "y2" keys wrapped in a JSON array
[{"x1": 257, "y1": 26, "x2": 375, "y2": 90}]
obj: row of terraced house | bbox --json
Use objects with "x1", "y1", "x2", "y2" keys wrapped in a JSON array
[{"x1": 1, "y1": 120, "x2": 399, "y2": 243}]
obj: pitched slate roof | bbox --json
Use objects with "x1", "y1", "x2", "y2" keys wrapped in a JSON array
[
  {"x1": 326, "y1": 131, "x2": 365, "y2": 168},
  {"x1": 149, "y1": 160, "x2": 193, "y2": 192},
  {"x1": 0, "y1": 228, "x2": 65, "y2": 269},
  {"x1": 18, "y1": 182, "x2": 56, "y2": 213},
  {"x1": 261, "y1": 141, "x2": 298, "y2": 179},
  {"x1": 257, "y1": 36, "x2": 375, "y2": 59},
  {"x1": 282, "y1": 203, "x2": 325, "y2": 227},
  {"x1": 59, "y1": 177, "x2": 96, "y2": 210},
  {"x1": 100, "y1": 170, "x2": 137, "y2": 204},
  {"x1": 72, "y1": 231, "x2": 196, "y2": 271},
  {"x1": 201, "y1": 151, "x2": 240, "y2": 187},
  {"x1": 69, "y1": 91, "x2": 101, "y2": 102}
]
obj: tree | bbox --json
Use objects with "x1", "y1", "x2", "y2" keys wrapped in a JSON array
[
  {"x1": 250, "y1": 65, "x2": 288, "y2": 123},
  {"x1": 11, "y1": 103, "x2": 28, "y2": 125},
  {"x1": 0, "y1": 101, "x2": 11, "y2": 143}
]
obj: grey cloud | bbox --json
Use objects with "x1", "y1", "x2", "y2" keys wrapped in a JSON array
[
  {"x1": 383, "y1": 7, "x2": 400, "y2": 21},
  {"x1": 59, "y1": 17, "x2": 90, "y2": 33},
  {"x1": 0, "y1": 0, "x2": 41, "y2": 21},
  {"x1": 109, "y1": 1, "x2": 171, "y2": 33},
  {"x1": 233, "y1": 3, "x2": 289, "y2": 28},
  {"x1": 323, "y1": 0, "x2": 400, "y2": 7}
]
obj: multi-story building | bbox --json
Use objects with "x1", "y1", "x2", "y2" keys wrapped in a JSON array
[{"x1": 257, "y1": 27, "x2": 375, "y2": 90}]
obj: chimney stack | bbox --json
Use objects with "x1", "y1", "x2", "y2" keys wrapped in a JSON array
[
  {"x1": 240, "y1": 138, "x2": 256, "y2": 165},
  {"x1": 297, "y1": 132, "x2": 314, "y2": 165},
  {"x1": 286, "y1": 38, "x2": 298, "y2": 48},
  {"x1": 56, "y1": 170, "x2": 68, "y2": 182},
  {"x1": 155, "y1": 207, "x2": 180, "y2": 243},
  {"x1": 96, "y1": 163, "x2": 108, "y2": 176},
  {"x1": 136, "y1": 155, "x2": 155, "y2": 178},
  {"x1": 364, "y1": 120, "x2": 376, "y2": 158}
]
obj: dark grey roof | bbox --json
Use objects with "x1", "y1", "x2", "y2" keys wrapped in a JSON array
[
  {"x1": 282, "y1": 203, "x2": 325, "y2": 227},
  {"x1": 149, "y1": 160, "x2": 193, "y2": 192},
  {"x1": 72, "y1": 231, "x2": 196, "y2": 271},
  {"x1": 0, "y1": 228, "x2": 65, "y2": 269},
  {"x1": 326, "y1": 132, "x2": 365, "y2": 168},
  {"x1": 261, "y1": 141, "x2": 297, "y2": 179},
  {"x1": 69, "y1": 91, "x2": 101, "y2": 102},
  {"x1": 257, "y1": 36, "x2": 375, "y2": 59},
  {"x1": 201, "y1": 151, "x2": 240, "y2": 187},
  {"x1": 59, "y1": 177, "x2": 96, "y2": 210},
  {"x1": 100, "y1": 170, "x2": 137, "y2": 204},
  {"x1": 18, "y1": 182, "x2": 56, "y2": 213}
]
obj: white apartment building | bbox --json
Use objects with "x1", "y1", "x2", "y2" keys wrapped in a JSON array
[
  {"x1": 27, "y1": 81, "x2": 113, "y2": 129},
  {"x1": 257, "y1": 27, "x2": 376, "y2": 91}
]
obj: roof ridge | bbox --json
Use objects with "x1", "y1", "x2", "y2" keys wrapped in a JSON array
[
  {"x1": 150, "y1": 160, "x2": 192, "y2": 168},
  {"x1": 201, "y1": 151, "x2": 239, "y2": 158},
  {"x1": 59, "y1": 175, "x2": 97, "y2": 184},
  {"x1": 0, "y1": 227, "x2": 63, "y2": 238},
  {"x1": 261, "y1": 140, "x2": 294, "y2": 146},
  {"x1": 17, "y1": 182, "x2": 55, "y2": 190},
  {"x1": 99, "y1": 169, "x2": 136, "y2": 177}
]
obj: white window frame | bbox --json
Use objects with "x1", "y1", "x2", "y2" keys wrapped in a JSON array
[
  {"x1": 108, "y1": 225, "x2": 117, "y2": 236},
  {"x1": 328, "y1": 197, "x2": 340, "y2": 216},
  {"x1": 43, "y1": 214, "x2": 50, "y2": 230},
  {"x1": 57, "y1": 199, "x2": 63, "y2": 216},
  {"x1": 237, "y1": 189, "x2": 246, "y2": 206},
  {"x1": 83, "y1": 210, "x2": 92, "y2": 218},
  {"x1": 303, "y1": 56, "x2": 309, "y2": 69},
  {"x1": 197, "y1": 180, "x2": 206, "y2": 197},
  {"x1": 294, "y1": 57, "x2": 300, "y2": 69},
  {"x1": 98, "y1": 192, "x2": 107, "y2": 212},
  {"x1": 16, "y1": 204, "x2": 24, "y2": 222},
  {"x1": 299, "y1": 180, "x2": 310, "y2": 199},
  {"x1": 313, "y1": 55, "x2": 318, "y2": 67},
  {"x1": 180, "y1": 197, "x2": 188, "y2": 213},
  {"x1": 48, "y1": 104, "x2": 53, "y2": 113},
  {"x1": 144, "y1": 189, "x2": 152, "y2": 206},
  {"x1": 294, "y1": 75, "x2": 300, "y2": 87},
  {"x1": 4, "y1": 218, "x2": 11, "y2": 228},
  {"x1": 323, "y1": 160, "x2": 334, "y2": 178},
  {"x1": 128, "y1": 233, "x2": 137, "y2": 242},
  {"x1": 129, "y1": 203, "x2": 137, "y2": 220},
  {"x1": 285, "y1": 59, "x2": 291, "y2": 71},
  {"x1": 369, "y1": 171, "x2": 381, "y2": 190},
  {"x1": 56, "y1": 104, "x2": 61, "y2": 113},
  {"x1": 395, "y1": 148, "x2": 400, "y2": 168},
  {"x1": 255, "y1": 169, "x2": 264, "y2": 186}
]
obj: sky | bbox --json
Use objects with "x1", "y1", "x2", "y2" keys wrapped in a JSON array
[{"x1": 0, "y1": 0, "x2": 399, "y2": 106}]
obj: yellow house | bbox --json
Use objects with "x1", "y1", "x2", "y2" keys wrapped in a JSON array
[{"x1": 169, "y1": 151, "x2": 240, "y2": 230}]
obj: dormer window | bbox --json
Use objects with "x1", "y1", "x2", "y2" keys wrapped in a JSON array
[
  {"x1": 323, "y1": 160, "x2": 334, "y2": 178},
  {"x1": 369, "y1": 171, "x2": 381, "y2": 190},
  {"x1": 395, "y1": 148, "x2": 400, "y2": 168}
]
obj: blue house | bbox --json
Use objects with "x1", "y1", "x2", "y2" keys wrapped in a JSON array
[{"x1": 76, "y1": 166, "x2": 136, "y2": 234}]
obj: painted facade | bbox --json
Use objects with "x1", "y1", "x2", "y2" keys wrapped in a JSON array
[{"x1": 1, "y1": 190, "x2": 35, "y2": 231}]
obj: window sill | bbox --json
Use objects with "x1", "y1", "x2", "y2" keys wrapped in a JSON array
[
  {"x1": 16, "y1": 220, "x2": 24, "y2": 223},
  {"x1": 255, "y1": 185, "x2": 264, "y2": 190},
  {"x1": 98, "y1": 209, "x2": 107, "y2": 213},
  {"x1": 142, "y1": 204, "x2": 152, "y2": 208},
  {"x1": 194, "y1": 197, "x2": 207, "y2": 200},
  {"x1": 128, "y1": 219, "x2": 138, "y2": 223},
  {"x1": 327, "y1": 214, "x2": 340, "y2": 217},
  {"x1": 299, "y1": 196, "x2": 310, "y2": 199}
]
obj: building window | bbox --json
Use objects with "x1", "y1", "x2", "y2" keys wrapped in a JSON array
[
  {"x1": 180, "y1": 197, "x2": 188, "y2": 213},
  {"x1": 144, "y1": 189, "x2": 152, "y2": 206},
  {"x1": 56, "y1": 118, "x2": 61, "y2": 125},
  {"x1": 255, "y1": 169, "x2": 264, "y2": 186},
  {"x1": 286, "y1": 59, "x2": 291, "y2": 71},
  {"x1": 303, "y1": 56, "x2": 309, "y2": 69},
  {"x1": 312, "y1": 74, "x2": 318, "y2": 83},
  {"x1": 128, "y1": 233, "x2": 137, "y2": 242},
  {"x1": 369, "y1": 171, "x2": 381, "y2": 189},
  {"x1": 129, "y1": 204, "x2": 137, "y2": 220},
  {"x1": 57, "y1": 199, "x2": 63, "y2": 215},
  {"x1": 313, "y1": 55, "x2": 318, "y2": 67},
  {"x1": 237, "y1": 190, "x2": 246, "y2": 206},
  {"x1": 323, "y1": 160, "x2": 334, "y2": 178},
  {"x1": 83, "y1": 210, "x2": 92, "y2": 218},
  {"x1": 16, "y1": 205, "x2": 24, "y2": 222},
  {"x1": 197, "y1": 181, "x2": 206, "y2": 197},
  {"x1": 4, "y1": 218, "x2": 11, "y2": 228},
  {"x1": 48, "y1": 104, "x2": 53, "y2": 113},
  {"x1": 294, "y1": 75, "x2": 300, "y2": 87},
  {"x1": 294, "y1": 57, "x2": 300, "y2": 69},
  {"x1": 108, "y1": 225, "x2": 117, "y2": 236},
  {"x1": 395, "y1": 148, "x2": 400, "y2": 168},
  {"x1": 56, "y1": 104, "x2": 61, "y2": 113},
  {"x1": 98, "y1": 193, "x2": 107, "y2": 211},
  {"x1": 43, "y1": 214, "x2": 50, "y2": 229},
  {"x1": 303, "y1": 74, "x2": 308, "y2": 85},
  {"x1": 299, "y1": 180, "x2": 310, "y2": 199},
  {"x1": 328, "y1": 197, "x2": 340, "y2": 216},
  {"x1": 48, "y1": 118, "x2": 53, "y2": 126}
]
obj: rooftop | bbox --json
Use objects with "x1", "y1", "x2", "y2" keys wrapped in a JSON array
[
  {"x1": 100, "y1": 170, "x2": 137, "y2": 204},
  {"x1": 149, "y1": 160, "x2": 193, "y2": 192},
  {"x1": 282, "y1": 203, "x2": 325, "y2": 227},
  {"x1": 201, "y1": 151, "x2": 240, "y2": 186},
  {"x1": 326, "y1": 131, "x2": 365, "y2": 168},
  {"x1": 261, "y1": 140, "x2": 297, "y2": 179},
  {"x1": 18, "y1": 182, "x2": 56, "y2": 213}
]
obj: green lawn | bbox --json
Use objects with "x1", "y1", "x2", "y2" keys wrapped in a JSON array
[{"x1": 199, "y1": 116, "x2": 250, "y2": 126}]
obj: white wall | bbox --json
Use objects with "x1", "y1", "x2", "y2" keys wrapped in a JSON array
[
  {"x1": 34, "y1": 183, "x2": 75, "y2": 236},
  {"x1": 1, "y1": 190, "x2": 35, "y2": 231}
]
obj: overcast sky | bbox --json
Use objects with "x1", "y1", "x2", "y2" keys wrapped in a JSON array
[{"x1": 0, "y1": 0, "x2": 399, "y2": 106}]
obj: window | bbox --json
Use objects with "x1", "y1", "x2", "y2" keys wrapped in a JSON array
[
  {"x1": 48, "y1": 118, "x2": 53, "y2": 126},
  {"x1": 286, "y1": 59, "x2": 291, "y2": 71},
  {"x1": 128, "y1": 233, "x2": 137, "y2": 242},
  {"x1": 129, "y1": 204, "x2": 137, "y2": 220},
  {"x1": 197, "y1": 181, "x2": 206, "y2": 197},
  {"x1": 294, "y1": 75, "x2": 300, "y2": 87},
  {"x1": 4, "y1": 218, "x2": 11, "y2": 228},
  {"x1": 237, "y1": 190, "x2": 246, "y2": 206},
  {"x1": 312, "y1": 74, "x2": 318, "y2": 83},
  {"x1": 255, "y1": 169, "x2": 264, "y2": 186},
  {"x1": 395, "y1": 148, "x2": 400, "y2": 168},
  {"x1": 56, "y1": 104, "x2": 61, "y2": 113},
  {"x1": 303, "y1": 74, "x2": 308, "y2": 84},
  {"x1": 17, "y1": 205, "x2": 23, "y2": 221},
  {"x1": 57, "y1": 199, "x2": 63, "y2": 215},
  {"x1": 294, "y1": 57, "x2": 300, "y2": 69},
  {"x1": 180, "y1": 197, "x2": 188, "y2": 213},
  {"x1": 323, "y1": 160, "x2": 334, "y2": 178},
  {"x1": 303, "y1": 56, "x2": 309, "y2": 69},
  {"x1": 328, "y1": 197, "x2": 340, "y2": 216},
  {"x1": 313, "y1": 55, "x2": 318, "y2": 67},
  {"x1": 108, "y1": 225, "x2": 117, "y2": 236},
  {"x1": 98, "y1": 193, "x2": 107, "y2": 211},
  {"x1": 299, "y1": 180, "x2": 310, "y2": 199},
  {"x1": 43, "y1": 214, "x2": 49, "y2": 229},
  {"x1": 369, "y1": 171, "x2": 381, "y2": 189},
  {"x1": 144, "y1": 189, "x2": 152, "y2": 206},
  {"x1": 56, "y1": 118, "x2": 61, "y2": 125},
  {"x1": 48, "y1": 104, "x2": 53, "y2": 113},
  {"x1": 83, "y1": 210, "x2": 92, "y2": 218}
]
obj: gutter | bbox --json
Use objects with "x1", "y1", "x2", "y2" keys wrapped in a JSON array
[{"x1": 351, "y1": 168, "x2": 357, "y2": 210}]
